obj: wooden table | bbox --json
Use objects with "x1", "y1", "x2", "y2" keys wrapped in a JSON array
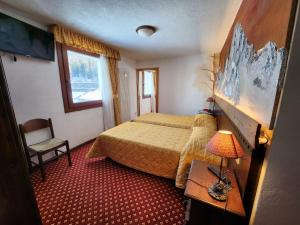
[{"x1": 184, "y1": 160, "x2": 246, "y2": 225}]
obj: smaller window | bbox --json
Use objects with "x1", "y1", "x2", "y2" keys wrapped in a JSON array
[
  {"x1": 57, "y1": 43, "x2": 102, "y2": 112},
  {"x1": 142, "y1": 71, "x2": 153, "y2": 99}
]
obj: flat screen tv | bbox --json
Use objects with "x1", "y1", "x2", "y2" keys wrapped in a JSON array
[{"x1": 0, "y1": 13, "x2": 54, "y2": 61}]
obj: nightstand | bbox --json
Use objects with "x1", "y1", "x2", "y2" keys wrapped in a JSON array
[{"x1": 184, "y1": 160, "x2": 246, "y2": 225}]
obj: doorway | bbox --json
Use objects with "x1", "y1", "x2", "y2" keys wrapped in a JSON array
[{"x1": 136, "y1": 68, "x2": 159, "y2": 116}]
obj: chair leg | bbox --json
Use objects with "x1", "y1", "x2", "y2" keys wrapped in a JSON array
[
  {"x1": 25, "y1": 148, "x2": 33, "y2": 174},
  {"x1": 28, "y1": 158, "x2": 33, "y2": 174},
  {"x1": 55, "y1": 149, "x2": 59, "y2": 158},
  {"x1": 37, "y1": 153, "x2": 46, "y2": 181},
  {"x1": 66, "y1": 141, "x2": 72, "y2": 166}
]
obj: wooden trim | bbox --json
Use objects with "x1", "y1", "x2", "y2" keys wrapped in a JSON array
[
  {"x1": 61, "y1": 44, "x2": 103, "y2": 111},
  {"x1": 48, "y1": 118, "x2": 55, "y2": 138},
  {"x1": 269, "y1": 0, "x2": 298, "y2": 129},
  {"x1": 136, "y1": 68, "x2": 159, "y2": 115},
  {"x1": 136, "y1": 70, "x2": 140, "y2": 116},
  {"x1": 56, "y1": 42, "x2": 69, "y2": 113},
  {"x1": 56, "y1": 42, "x2": 102, "y2": 113},
  {"x1": 243, "y1": 144, "x2": 266, "y2": 219},
  {"x1": 156, "y1": 68, "x2": 159, "y2": 113},
  {"x1": 215, "y1": 96, "x2": 261, "y2": 149},
  {"x1": 71, "y1": 138, "x2": 95, "y2": 151}
]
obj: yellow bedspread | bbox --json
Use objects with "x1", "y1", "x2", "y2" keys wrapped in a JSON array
[
  {"x1": 134, "y1": 113, "x2": 195, "y2": 129},
  {"x1": 176, "y1": 127, "x2": 221, "y2": 188},
  {"x1": 87, "y1": 117, "x2": 219, "y2": 188},
  {"x1": 86, "y1": 122, "x2": 192, "y2": 179}
]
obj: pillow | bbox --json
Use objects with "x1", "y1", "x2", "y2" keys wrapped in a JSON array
[
  {"x1": 175, "y1": 126, "x2": 224, "y2": 189},
  {"x1": 193, "y1": 114, "x2": 217, "y2": 130}
]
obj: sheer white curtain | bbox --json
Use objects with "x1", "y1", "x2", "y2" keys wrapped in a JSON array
[
  {"x1": 119, "y1": 72, "x2": 131, "y2": 122},
  {"x1": 99, "y1": 56, "x2": 115, "y2": 130},
  {"x1": 149, "y1": 73, "x2": 156, "y2": 113}
]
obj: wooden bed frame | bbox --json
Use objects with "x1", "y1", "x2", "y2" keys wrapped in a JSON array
[{"x1": 213, "y1": 98, "x2": 266, "y2": 222}]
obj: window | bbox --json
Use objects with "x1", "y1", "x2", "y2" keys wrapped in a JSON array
[
  {"x1": 142, "y1": 71, "x2": 153, "y2": 99},
  {"x1": 57, "y1": 43, "x2": 102, "y2": 112}
]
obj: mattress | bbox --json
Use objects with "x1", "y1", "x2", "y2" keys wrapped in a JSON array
[
  {"x1": 134, "y1": 113, "x2": 195, "y2": 129},
  {"x1": 86, "y1": 122, "x2": 192, "y2": 180}
]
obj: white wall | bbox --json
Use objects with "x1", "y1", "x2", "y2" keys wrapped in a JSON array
[
  {"x1": 137, "y1": 54, "x2": 213, "y2": 115},
  {"x1": 2, "y1": 53, "x2": 104, "y2": 149},
  {"x1": 252, "y1": 3, "x2": 300, "y2": 224}
]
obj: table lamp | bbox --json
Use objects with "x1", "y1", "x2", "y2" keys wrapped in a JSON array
[
  {"x1": 206, "y1": 130, "x2": 244, "y2": 201},
  {"x1": 206, "y1": 97, "x2": 215, "y2": 114}
]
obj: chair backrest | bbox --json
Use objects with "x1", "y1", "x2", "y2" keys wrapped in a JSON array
[{"x1": 19, "y1": 118, "x2": 55, "y2": 147}]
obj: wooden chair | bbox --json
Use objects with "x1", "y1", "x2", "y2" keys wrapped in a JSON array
[{"x1": 19, "y1": 118, "x2": 72, "y2": 181}]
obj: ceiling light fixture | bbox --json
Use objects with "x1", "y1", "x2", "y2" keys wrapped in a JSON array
[{"x1": 136, "y1": 25, "x2": 157, "y2": 37}]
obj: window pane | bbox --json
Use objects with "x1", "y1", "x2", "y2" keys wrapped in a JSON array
[
  {"x1": 144, "y1": 71, "x2": 153, "y2": 96},
  {"x1": 67, "y1": 50, "x2": 102, "y2": 103}
]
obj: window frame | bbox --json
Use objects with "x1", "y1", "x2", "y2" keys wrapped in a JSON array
[
  {"x1": 56, "y1": 43, "x2": 102, "y2": 113},
  {"x1": 142, "y1": 71, "x2": 151, "y2": 99}
]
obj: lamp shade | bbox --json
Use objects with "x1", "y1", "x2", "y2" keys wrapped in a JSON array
[
  {"x1": 206, "y1": 97, "x2": 214, "y2": 102},
  {"x1": 206, "y1": 130, "x2": 244, "y2": 158}
]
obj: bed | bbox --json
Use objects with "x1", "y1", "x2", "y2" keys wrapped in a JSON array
[
  {"x1": 86, "y1": 122, "x2": 192, "y2": 179},
  {"x1": 86, "y1": 120, "x2": 221, "y2": 188},
  {"x1": 133, "y1": 112, "x2": 195, "y2": 129}
]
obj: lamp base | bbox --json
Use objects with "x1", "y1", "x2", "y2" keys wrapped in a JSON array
[
  {"x1": 208, "y1": 182, "x2": 227, "y2": 201},
  {"x1": 207, "y1": 165, "x2": 232, "y2": 190}
]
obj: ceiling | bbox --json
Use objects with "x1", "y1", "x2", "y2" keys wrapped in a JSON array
[{"x1": 0, "y1": 0, "x2": 241, "y2": 60}]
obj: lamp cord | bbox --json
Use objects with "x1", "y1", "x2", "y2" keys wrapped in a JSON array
[
  {"x1": 187, "y1": 178, "x2": 208, "y2": 189},
  {"x1": 187, "y1": 178, "x2": 229, "y2": 212}
]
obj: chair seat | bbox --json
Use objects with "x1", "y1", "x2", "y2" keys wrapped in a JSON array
[{"x1": 29, "y1": 138, "x2": 66, "y2": 152}]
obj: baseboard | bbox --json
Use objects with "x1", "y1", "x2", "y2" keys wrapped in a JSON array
[{"x1": 71, "y1": 138, "x2": 96, "y2": 151}]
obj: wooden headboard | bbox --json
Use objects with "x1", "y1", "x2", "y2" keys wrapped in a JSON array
[{"x1": 213, "y1": 101, "x2": 266, "y2": 221}]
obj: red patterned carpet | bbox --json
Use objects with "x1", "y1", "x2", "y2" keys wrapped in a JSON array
[{"x1": 31, "y1": 142, "x2": 185, "y2": 225}]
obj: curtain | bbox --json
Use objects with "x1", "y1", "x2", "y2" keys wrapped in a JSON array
[
  {"x1": 153, "y1": 72, "x2": 158, "y2": 112},
  {"x1": 150, "y1": 70, "x2": 158, "y2": 113},
  {"x1": 99, "y1": 57, "x2": 115, "y2": 130},
  {"x1": 51, "y1": 25, "x2": 120, "y2": 60},
  {"x1": 107, "y1": 57, "x2": 122, "y2": 125},
  {"x1": 119, "y1": 72, "x2": 131, "y2": 122}
]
